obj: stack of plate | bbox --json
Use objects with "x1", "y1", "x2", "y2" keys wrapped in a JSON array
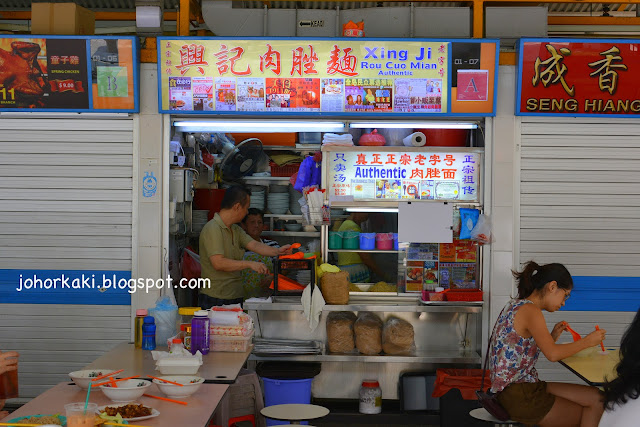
[
  {"x1": 192, "y1": 210, "x2": 209, "y2": 233},
  {"x1": 267, "y1": 186, "x2": 289, "y2": 214},
  {"x1": 289, "y1": 184, "x2": 303, "y2": 215},
  {"x1": 250, "y1": 186, "x2": 266, "y2": 211}
]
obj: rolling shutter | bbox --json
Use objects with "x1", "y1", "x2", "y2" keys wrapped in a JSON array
[
  {"x1": 0, "y1": 116, "x2": 134, "y2": 399},
  {"x1": 518, "y1": 116, "x2": 640, "y2": 382}
]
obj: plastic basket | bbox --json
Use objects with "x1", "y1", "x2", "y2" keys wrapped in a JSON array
[
  {"x1": 443, "y1": 290, "x2": 483, "y2": 301},
  {"x1": 210, "y1": 332, "x2": 253, "y2": 352},
  {"x1": 269, "y1": 162, "x2": 301, "y2": 177}
]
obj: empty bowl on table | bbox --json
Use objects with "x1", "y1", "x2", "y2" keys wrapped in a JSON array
[
  {"x1": 152, "y1": 376, "x2": 204, "y2": 398},
  {"x1": 69, "y1": 369, "x2": 116, "y2": 389},
  {"x1": 100, "y1": 379, "x2": 152, "y2": 403}
]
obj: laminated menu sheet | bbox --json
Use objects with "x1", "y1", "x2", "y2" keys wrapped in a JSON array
[{"x1": 398, "y1": 201, "x2": 453, "y2": 243}]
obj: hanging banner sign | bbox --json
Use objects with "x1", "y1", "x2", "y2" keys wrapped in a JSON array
[
  {"x1": 0, "y1": 36, "x2": 138, "y2": 112},
  {"x1": 157, "y1": 37, "x2": 498, "y2": 116},
  {"x1": 517, "y1": 38, "x2": 640, "y2": 117},
  {"x1": 328, "y1": 149, "x2": 480, "y2": 202}
]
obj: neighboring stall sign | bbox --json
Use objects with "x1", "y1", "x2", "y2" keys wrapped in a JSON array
[
  {"x1": 517, "y1": 38, "x2": 640, "y2": 117},
  {"x1": 329, "y1": 149, "x2": 480, "y2": 202},
  {"x1": 0, "y1": 36, "x2": 138, "y2": 112},
  {"x1": 157, "y1": 38, "x2": 499, "y2": 116}
]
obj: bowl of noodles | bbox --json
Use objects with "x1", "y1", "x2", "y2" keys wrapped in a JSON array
[{"x1": 6, "y1": 414, "x2": 66, "y2": 426}]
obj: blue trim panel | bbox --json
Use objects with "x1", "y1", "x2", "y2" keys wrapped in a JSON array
[
  {"x1": 561, "y1": 276, "x2": 640, "y2": 312},
  {"x1": 0, "y1": 269, "x2": 132, "y2": 305},
  {"x1": 516, "y1": 37, "x2": 640, "y2": 118},
  {"x1": 0, "y1": 35, "x2": 139, "y2": 113},
  {"x1": 156, "y1": 37, "x2": 500, "y2": 117}
]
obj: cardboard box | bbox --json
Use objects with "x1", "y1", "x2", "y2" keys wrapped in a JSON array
[{"x1": 32, "y1": 3, "x2": 95, "y2": 35}]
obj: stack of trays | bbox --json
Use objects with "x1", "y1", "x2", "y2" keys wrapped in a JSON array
[
  {"x1": 267, "y1": 185, "x2": 289, "y2": 214},
  {"x1": 192, "y1": 210, "x2": 209, "y2": 233}
]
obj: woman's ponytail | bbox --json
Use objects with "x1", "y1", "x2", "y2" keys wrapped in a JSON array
[{"x1": 513, "y1": 261, "x2": 572, "y2": 299}]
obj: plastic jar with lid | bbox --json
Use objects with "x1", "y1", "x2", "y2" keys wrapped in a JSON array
[
  {"x1": 359, "y1": 380, "x2": 382, "y2": 414},
  {"x1": 179, "y1": 307, "x2": 201, "y2": 327}
]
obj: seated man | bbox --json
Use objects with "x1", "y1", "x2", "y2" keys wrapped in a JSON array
[{"x1": 240, "y1": 208, "x2": 280, "y2": 299}]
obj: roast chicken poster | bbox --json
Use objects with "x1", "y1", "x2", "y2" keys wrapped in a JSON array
[{"x1": 0, "y1": 36, "x2": 137, "y2": 112}]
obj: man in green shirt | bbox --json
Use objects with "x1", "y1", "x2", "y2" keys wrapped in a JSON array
[{"x1": 199, "y1": 185, "x2": 291, "y2": 308}]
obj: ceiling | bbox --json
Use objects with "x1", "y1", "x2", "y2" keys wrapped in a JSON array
[{"x1": 0, "y1": 0, "x2": 636, "y2": 14}]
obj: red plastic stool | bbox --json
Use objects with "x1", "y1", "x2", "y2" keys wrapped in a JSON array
[{"x1": 228, "y1": 414, "x2": 255, "y2": 427}]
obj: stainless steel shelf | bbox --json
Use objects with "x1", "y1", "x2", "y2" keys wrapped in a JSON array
[
  {"x1": 264, "y1": 214, "x2": 302, "y2": 219},
  {"x1": 262, "y1": 231, "x2": 321, "y2": 237},
  {"x1": 244, "y1": 301, "x2": 483, "y2": 313},
  {"x1": 242, "y1": 176, "x2": 292, "y2": 182},
  {"x1": 328, "y1": 249, "x2": 402, "y2": 254},
  {"x1": 249, "y1": 349, "x2": 481, "y2": 364},
  {"x1": 262, "y1": 144, "x2": 321, "y2": 151}
]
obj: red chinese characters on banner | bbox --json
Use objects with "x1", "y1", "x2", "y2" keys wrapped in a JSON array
[
  {"x1": 260, "y1": 44, "x2": 281, "y2": 75},
  {"x1": 326, "y1": 45, "x2": 358, "y2": 76},
  {"x1": 519, "y1": 40, "x2": 640, "y2": 115},
  {"x1": 213, "y1": 44, "x2": 250, "y2": 76},
  {"x1": 176, "y1": 44, "x2": 209, "y2": 76},
  {"x1": 291, "y1": 45, "x2": 318, "y2": 76}
]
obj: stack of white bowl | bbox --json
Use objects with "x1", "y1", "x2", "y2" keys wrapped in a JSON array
[
  {"x1": 289, "y1": 184, "x2": 303, "y2": 215},
  {"x1": 192, "y1": 210, "x2": 209, "y2": 233},
  {"x1": 267, "y1": 185, "x2": 289, "y2": 214},
  {"x1": 250, "y1": 186, "x2": 266, "y2": 211}
]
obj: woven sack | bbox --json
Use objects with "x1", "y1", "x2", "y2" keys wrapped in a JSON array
[{"x1": 320, "y1": 271, "x2": 350, "y2": 305}]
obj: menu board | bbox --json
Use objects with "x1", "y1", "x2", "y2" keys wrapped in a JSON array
[
  {"x1": 158, "y1": 38, "x2": 499, "y2": 115},
  {"x1": 0, "y1": 36, "x2": 138, "y2": 112},
  {"x1": 329, "y1": 149, "x2": 480, "y2": 202}
]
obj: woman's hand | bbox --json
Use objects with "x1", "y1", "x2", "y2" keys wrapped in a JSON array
[
  {"x1": 584, "y1": 328, "x2": 607, "y2": 348},
  {"x1": 551, "y1": 321, "x2": 568, "y2": 341},
  {"x1": 0, "y1": 351, "x2": 18, "y2": 376}
]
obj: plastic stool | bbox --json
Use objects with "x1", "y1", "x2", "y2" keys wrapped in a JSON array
[
  {"x1": 229, "y1": 414, "x2": 255, "y2": 427},
  {"x1": 469, "y1": 408, "x2": 523, "y2": 426}
]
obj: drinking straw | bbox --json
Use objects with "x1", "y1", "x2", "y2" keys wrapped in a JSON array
[
  {"x1": 143, "y1": 393, "x2": 188, "y2": 405},
  {"x1": 595, "y1": 325, "x2": 606, "y2": 352},
  {"x1": 92, "y1": 369, "x2": 124, "y2": 382},
  {"x1": 149, "y1": 375, "x2": 184, "y2": 386},
  {"x1": 84, "y1": 382, "x2": 92, "y2": 414}
]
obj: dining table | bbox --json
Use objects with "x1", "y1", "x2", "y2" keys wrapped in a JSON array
[
  {"x1": 558, "y1": 347, "x2": 620, "y2": 387},
  {"x1": 0, "y1": 382, "x2": 229, "y2": 427},
  {"x1": 82, "y1": 342, "x2": 252, "y2": 384}
]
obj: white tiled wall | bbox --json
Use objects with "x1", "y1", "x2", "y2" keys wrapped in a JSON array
[{"x1": 489, "y1": 66, "x2": 518, "y2": 326}]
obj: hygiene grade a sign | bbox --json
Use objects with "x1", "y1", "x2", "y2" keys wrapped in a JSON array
[
  {"x1": 517, "y1": 38, "x2": 640, "y2": 117},
  {"x1": 0, "y1": 36, "x2": 138, "y2": 112},
  {"x1": 329, "y1": 149, "x2": 481, "y2": 202},
  {"x1": 157, "y1": 38, "x2": 498, "y2": 115}
]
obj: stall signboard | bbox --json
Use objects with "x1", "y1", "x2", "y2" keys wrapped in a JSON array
[
  {"x1": 517, "y1": 38, "x2": 640, "y2": 117},
  {"x1": 157, "y1": 37, "x2": 499, "y2": 116},
  {"x1": 329, "y1": 150, "x2": 480, "y2": 202},
  {"x1": 0, "y1": 36, "x2": 138, "y2": 112}
]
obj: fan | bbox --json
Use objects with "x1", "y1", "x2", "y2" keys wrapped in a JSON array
[{"x1": 211, "y1": 133, "x2": 264, "y2": 182}]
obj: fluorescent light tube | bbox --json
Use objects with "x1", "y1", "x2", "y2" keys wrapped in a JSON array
[
  {"x1": 345, "y1": 207, "x2": 399, "y2": 213},
  {"x1": 349, "y1": 122, "x2": 477, "y2": 129},
  {"x1": 173, "y1": 120, "x2": 346, "y2": 133}
]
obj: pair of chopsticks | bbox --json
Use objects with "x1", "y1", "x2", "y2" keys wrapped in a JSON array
[
  {"x1": 148, "y1": 375, "x2": 183, "y2": 386},
  {"x1": 93, "y1": 375, "x2": 140, "y2": 387},
  {"x1": 144, "y1": 393, "x2": 188, "y2": 405},
  {"x1": 91, "y1": 369, "x2": 124, "y2": 388}
]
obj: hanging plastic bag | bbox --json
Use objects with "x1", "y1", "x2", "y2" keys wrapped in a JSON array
[
  {"x1": 471, "y1": 214, "x2": 493, "y2": 244},
  {"x1": 181, "y1": 246, "x2": 201, "y2": 282},
  {"x1": 459, "y1": 208, "x2": 480, "y2": 240},
  {"x1": 294, "y1": 156, "x2": 320, "y2": 193},
  {"x1": 148, "y1": 295, "x2": 179, "y2": 348}
]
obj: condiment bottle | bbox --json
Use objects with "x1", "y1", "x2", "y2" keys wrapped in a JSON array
[
  {"x1": 170, "y1": 338, "x2": 185, "y2": 354},
  {"x1": 0, "y1": 350, "x2": 18, "y2": 399},
  {"x1": 141, "y1": 316, "x2": 156, "y2": 350},
  {"x1": 179, "y1": 307, "x2": 201, "y2": 329},
  {"x1": 134, "y1": 309, "x2": 148, "y2": 349},
  {"x1": 183, "y1": 324, "x2": 192, "y2": 351},
  {"x1": 190, "y1": 310, "x2": 210, "y2": 355},
  {"x1": 359, "y1": 380, "x2": 382, "y2": 414}
]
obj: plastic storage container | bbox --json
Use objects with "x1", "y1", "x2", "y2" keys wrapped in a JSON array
[
  {"x1": 328, "y1": 231, "x2": 343, "y2": 249},
  {"x1": 134, "y1": 309, "x2": 148, "y2": 349},
  {"x1": 359, "y1": 233, "x2": 376, "y2": 250},
  {"x1": 299, "y1": 132, "x2": 322, "y2": 144},
  {"x1": 262, "y1": 378, "x2": 313, "y2": 426},
  {"x1": 375, "y1": 233, "x2": 394, "y2": 250},
  {"x1": 191, "y1": 310, "x2": 210, "y2": 355},
  {"x1": 155, "y1": 356, "x2": 203, "y2": 375},
  {"x1": 342, "y1": 231, "x2": 359, "y2": 249},
  {"x1": 142, "y1": 316, "x2": 156, "y2": 350},
  {"x1": 210, "y1": 333, "x2": 253, "y2": 352},
  {"x1": 179, "y1": 307, "x2": 201, "y2": 328}
]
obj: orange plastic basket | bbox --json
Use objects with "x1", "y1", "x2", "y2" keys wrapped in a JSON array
[{"x1": 269, "y1": 161, "x2": 301, "y2": 177}]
